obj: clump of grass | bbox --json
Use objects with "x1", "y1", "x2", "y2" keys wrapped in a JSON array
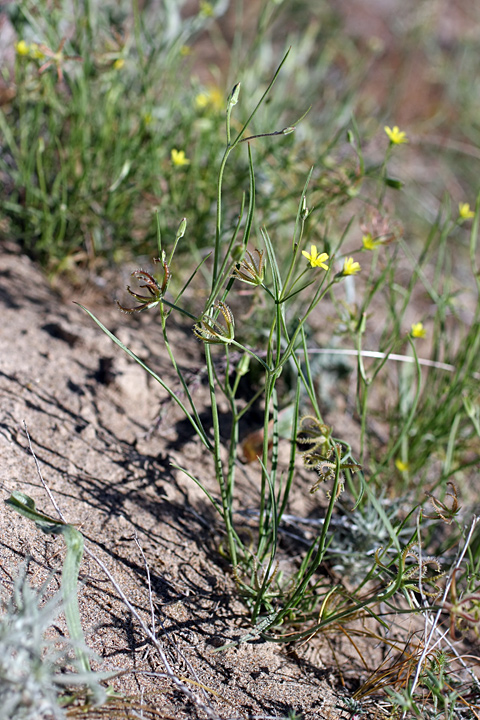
[
  {"x1": 0, "y1": 564, "x2": 66, "y2": 720},
  {"x1": 0, "y1": 0, "x2": 381, "y2": 276},
  {"x1": 79, "y1": 51, "x2": 377, "y2": 637},
  {"x1": 0, "y1": 0, "x2": 234, "y2": 271}
]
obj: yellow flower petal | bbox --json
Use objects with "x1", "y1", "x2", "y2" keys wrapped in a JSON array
[
  {"x1": 200, "y1": 1, "x2": 214, "y2": 17},
  {"x1": 384, "y1": 125, "x2": 408, "y2": 145},
  {"x1": 29, "y1": 43, "x2": 45, "y2": 60},
  {"x1": 15, "y1": 40, "x2": 30, "y2": 56},
  {"x1": 459, "y1": 202, "x2": 475, "y2": 220},
  {"x1": 362, "y1": 233, "x2": 381, "y2": 250},
  {"x1": 171, "y1": 149, "x2": 190, "y2": 167},
  {"x1": 195, "y1": 86, "x2": 224, "y2": 112},
  {"x1": 411, "y1": 322, "x2": 426, "y2": 339},
  {"x1": 342, "y1": 257, "x2": 361, "y2": 275},
  {"x1": 302, "y1": 245, "x2": 329, "y2": 270}
]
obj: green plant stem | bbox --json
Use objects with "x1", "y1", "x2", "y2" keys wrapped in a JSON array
[
  {"x1": 276, "y1": 378, "x2": 301, "y2": 523},
  {"x1": 258, "y1": 371, "x2": 274, "y2": 543},
  {"x1": 263, "y1": 444, "x2": 345, "y2": 631},
  {"x1": 159, "y1": 305, "x2": 209, "y2": 444},
  {"x1": 262, "y1": 528, "x2": 409, "y2": 642},
  {"x1": 225, "y1": 382, "x2": 239, "y2": 513},
  {"x1": 278, "y1": 278, "x2": 333, "y2": 368},
  {"x1": 204, "y1": 345, "x2": 238, "y2": 570},
  {"x1": 212, "y1": 49, "x2": 291, "y2": 286}
]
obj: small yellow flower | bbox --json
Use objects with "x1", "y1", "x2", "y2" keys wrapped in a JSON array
[
  {"x1": 342, "y1": 257, "x2": 361, "y2": 275},
  {"x1": 395, "y1": 459, "x2": 410, "y2": 472},
  {"x1": 15, "y1": 40, "x2": 30, "y2": 56},
  {"x1": 171, "y1": 149, "x2": 190, "y2": 167},
  {"x1": 384, "y1": 125, "x2": 408, "y2": 145},
  {"x1": 302, "y1": 245, "x2": 329, "y2": 270},
  {"x1": 113, "y1": 58, "x2": 125, "y2": 70},
  {"x1": 195, "y1": 86, "x2": 224, "y2": 113},
  {"x1": 195, "y1": 93, "x2": 209, "y2": 110},
  {"x1": 362, "y1": 233, "x2": 381, "y2": 251},
  {"x1": 411, "y1": 322, "x2": 426, "y2": 339},
  {"x1": 180, "y1": 45, "x2": 191, "y2": 56},
  {"x1": 29, "y1": 43, "x2": 45, "y2": 60},
  {"x1": 200, "y1": 1, "x2": 214, "y2": 17},
  {"x1": 459, "y1": 202, "x2": 475, "y2": 220}
]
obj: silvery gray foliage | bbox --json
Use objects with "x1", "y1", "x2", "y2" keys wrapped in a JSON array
[
  {"x1": 0, "y1": 563, "x2": 72, "y2": 719},
  {"x1": 327, "y1": 497, "x2": 410, "y2": 579},
  {"x1": 0, "y1": 563, "x2": 100, "y2": 720}
]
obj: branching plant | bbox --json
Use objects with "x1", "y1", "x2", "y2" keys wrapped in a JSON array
[
  {"x1": 4, "y1": 2, "x2": 480, "y2": 717},
  {"x1": 76, "y1": 52, "x2": 478, "y2": 653}
]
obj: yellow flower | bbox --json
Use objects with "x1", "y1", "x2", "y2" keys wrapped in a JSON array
[
  {"x1": 29, "y1": 43, "x2": 45, "y2": 60},
  {"x1": 195, "y1": 93, "x2": 209, "y2": 110},
  {"x1": 113, "y1": 58, "x2": 125, "y2": 70},
  {"x1": 15, "y1": 40, "x2": 30, "y2": 56},
  {"x1": 200, "y1": 1, "x2": 214, "y2": 17},
  {"x1": 395, "y1": 459, "x2": 410, "y2": 472},
  {"x1": 411, "y1": 322, "x2": 426, "y2": 338},
  {"x1": 195, "y1": 86, "x2": 224, "y2": 113},
  {"x1": 180, "y1": 45, "x2": 191, "y2": 56},
  {"x1": 362, "y1": 233, "x2": 381, "y2": 250},
  {"x1": 459, "y1": 202, "x2": 475, "y2": 220},
  {"x1": 342, "y1": 257, "x2": 361, "y2": 275},
  {"x1": 384, "y1": 125, "x2": 408, "y2": 145},
  {"x1": 302, "y1": 245, "x2": 329, "y2": 270},
  {"x1": 171, "y1": 149, "x2": 190, "y2": 167}
]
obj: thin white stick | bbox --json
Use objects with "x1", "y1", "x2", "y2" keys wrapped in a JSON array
[
  {"x1": 23, "y1": 421, "x2": 67, "y2": 523},
  {"x1": 302, "y1": 348, "x2": 480, "y2": 380},
  {"x1": 408, "y1": 517, "x2": 479, "y2": 698},
  {"x1": 133, "y1": 532, "x2": 156, "y2": 638},
  {"x1": 84, "y1": 546, "x2": 222, "y2": 720},
  {"x1": 133, "y1": 533, "x2": 213, "y2": 711}
]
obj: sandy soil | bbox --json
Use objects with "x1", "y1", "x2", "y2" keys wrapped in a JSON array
[{"x1": 0, "y1": 244, "x2": 371, "y2": 719}]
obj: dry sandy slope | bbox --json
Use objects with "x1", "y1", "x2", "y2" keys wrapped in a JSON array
[{"x1": 0, "y1": 246, "x2": 360, "y2": 719}]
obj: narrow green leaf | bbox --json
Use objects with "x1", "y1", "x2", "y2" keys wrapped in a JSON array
[
  {"x1": 5, "y1": 492, "x2": 90, "y2": 672},
  {"x1": 76, "y1": 303, "x2": 211, "y2": 449}
]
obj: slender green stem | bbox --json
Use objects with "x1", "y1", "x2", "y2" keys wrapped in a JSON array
[
  {"x1": 77, "y1": 304, "x2": 211, "y2": 449},
  {"x1": 161, "y1": 299, "x2": 197, "y2": 321},
  {"x1": 204, "y1": 345, "x2": 238, "y2": 569},
  {"x1": 258, "y1": 371, "x2": 274, "y2": 542},
  {"x1": 212, "y1": 50, "x2": 291, "y2": 286},
  {"x1": 276, "y1": 378, "x2": 301, "y2": 521},
  {"x1": 230, "y1": 340, "x2": 270, "y2": 371},
  {"x1": 278, "y1": 277, "x2": 334, "y2": 368},
  {"x1": 159, "y1": 305, "x2": 209, "y2": 445},
  {"x1": 265, "y1": 445, "x2": 344, "y2": 629}
]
